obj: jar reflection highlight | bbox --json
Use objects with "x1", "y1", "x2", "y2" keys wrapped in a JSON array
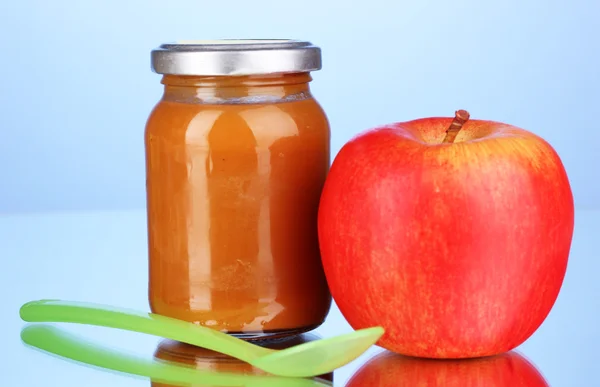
[
  {"x1": 346, "y1": 350, "x2": 548, "y2": 387},
  {"x1": 152, "y1": 332, "x2": 334, "y2": 387}
]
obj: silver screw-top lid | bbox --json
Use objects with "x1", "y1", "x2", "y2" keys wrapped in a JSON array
[{"x1": 151, "y1": 39, "x2": 322, "y2": 76}]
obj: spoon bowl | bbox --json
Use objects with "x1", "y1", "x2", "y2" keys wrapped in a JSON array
[
  {"x1": 251, "y1": 327, "x2": 384, "y2": 377},
  {"x1": 20, "y1": 300, "x2": 383, "y2": 378}
]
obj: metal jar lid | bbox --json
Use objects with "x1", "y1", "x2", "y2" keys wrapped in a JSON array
[{"x1": 151, "y1": 39, "x2": 322, "y2": 76}]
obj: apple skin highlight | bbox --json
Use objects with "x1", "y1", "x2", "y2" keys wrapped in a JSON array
[{"x1": 317, "y1": 113, "x2": 574, "y2": 359}]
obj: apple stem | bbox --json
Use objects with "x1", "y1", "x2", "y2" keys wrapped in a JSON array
[{"x1": 442, "y1": 110, "x2": 470, "y2": 144}]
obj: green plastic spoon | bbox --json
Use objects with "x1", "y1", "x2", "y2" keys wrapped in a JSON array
[{"x1": 20, "y1": 299, "x2": 384, "y2": 378}]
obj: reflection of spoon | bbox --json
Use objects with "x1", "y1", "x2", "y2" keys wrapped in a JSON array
[
  {"x1": 152, "y1": 336, "x2": 333, "y2": 386},
  {"x1": 20, "y1": 325, "x2": 330, "y2": 387},
  {"x1": 345, "y1": 350, "x2": 549, "y2": 387},
  {"x1": 20, "y1": 299, "x2": 384, "y2": 378}
]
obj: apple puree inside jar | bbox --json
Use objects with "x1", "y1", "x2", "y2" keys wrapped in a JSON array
[{"x1": 145, "y1": 72, "x2": 331, "y2": 338}]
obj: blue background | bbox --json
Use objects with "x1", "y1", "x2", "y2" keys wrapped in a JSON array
[
  {"x1": 1, "y1": 0, "x2": 598, "y2": 213},
  {"x1": 2, "y1": 2, "x2": 599, "y2": 385}
]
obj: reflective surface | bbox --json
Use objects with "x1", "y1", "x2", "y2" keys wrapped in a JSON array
[
  {"x1": 21, "y1": 324, "x2": 331, "y2": 387},
  {"x1": 3, "y1": 209, "x2": 599, "y2": 385},
  {"x1": 346, "y1": 350, "x2": 550, "y2": 386}
]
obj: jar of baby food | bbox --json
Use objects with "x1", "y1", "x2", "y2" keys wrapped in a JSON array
[{"x1": 145, "y1": 40, "x2": 332, "y2": 340}]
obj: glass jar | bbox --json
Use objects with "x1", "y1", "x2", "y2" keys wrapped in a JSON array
[{"x1": 145, "y1": 40, "x2": 332, "y2": 340}]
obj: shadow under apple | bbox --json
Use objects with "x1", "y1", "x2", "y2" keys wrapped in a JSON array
[{"x1": 346, "y1": 350, "x2": 548, "y2": 387}]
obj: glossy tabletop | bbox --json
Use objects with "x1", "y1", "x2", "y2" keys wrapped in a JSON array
[{"x1": 2, "y1": 209, "x2": 599, "y2": 386}]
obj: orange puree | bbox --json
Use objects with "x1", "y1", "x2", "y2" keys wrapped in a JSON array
[{"x1": 145, "y1": 73, "x2": 331, "y2": 338}]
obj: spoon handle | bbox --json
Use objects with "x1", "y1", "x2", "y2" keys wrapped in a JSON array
[{"x1": 19, "y1": 299, "x2": 271, "y2": 362}]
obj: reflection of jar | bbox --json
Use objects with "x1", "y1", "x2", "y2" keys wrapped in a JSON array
[
  {"x1": 145, "y1": 40, "x2": 332, "y2": 339},
  {"x1": 151, "y1": 334, "x2": 334, "y2": 386}
]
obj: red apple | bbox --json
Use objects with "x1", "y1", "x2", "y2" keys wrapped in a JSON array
[
  {"x1": 318, "y1": 110, "x2": 574, "y2": 358},
  {"x1": 346, "y1": 350, "x2": 549, "y2": 386}
]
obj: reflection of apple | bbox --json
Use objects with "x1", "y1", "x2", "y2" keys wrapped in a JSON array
[
  {"x1": 151, "y1": 333, "x2": 333, "y2": 386},
  {"x1": 318, "y1": 110, "x2": 574, "y2": 358},
  {"x1": 346, "y1": 350, "x2": 549, "y2": 387}
]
